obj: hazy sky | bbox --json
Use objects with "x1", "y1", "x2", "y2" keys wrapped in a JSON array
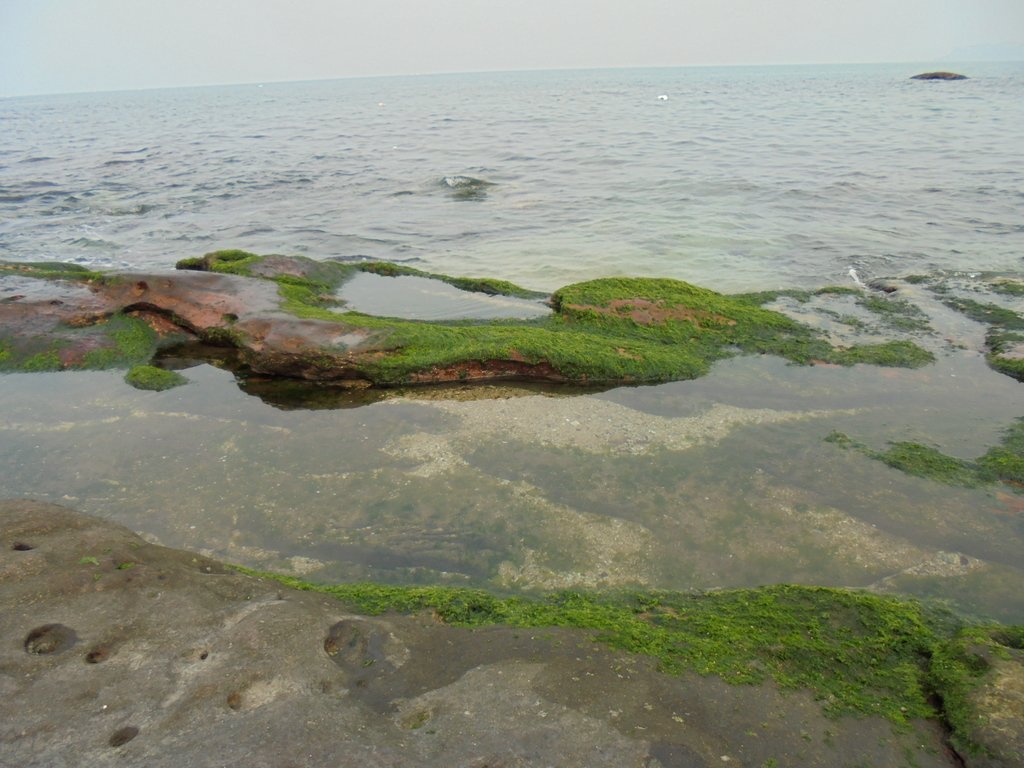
[{"x1": 2, "y1": 0, "x2": 1022, "y2": 96}]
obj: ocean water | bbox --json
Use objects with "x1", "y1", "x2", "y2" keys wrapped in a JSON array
[{"x1": 2, "y1": 62, "x2": 1023, "y2": 292}]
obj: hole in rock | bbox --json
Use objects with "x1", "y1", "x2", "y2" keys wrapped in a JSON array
[
  {"x1": 109, "y1": 726, "x2": 139, "y2": 747},
  {"x1": 12, "y1": 542, "x2": 34, "y2": 551},
  {"x1": 24, "y1": 624, "x2": 77, "y2": 655}
]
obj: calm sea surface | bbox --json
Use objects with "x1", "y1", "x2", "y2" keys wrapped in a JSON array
[{"x1": 2, "y1": 62, "x2": 1023, "y2": 292}]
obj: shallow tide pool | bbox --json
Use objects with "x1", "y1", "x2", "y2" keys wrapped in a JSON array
[{"x1": 2, "y1": 332, "x2": 1022, "y2": 622}]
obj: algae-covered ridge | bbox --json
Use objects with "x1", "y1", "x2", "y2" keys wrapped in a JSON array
[
  {"x1": 234, "y1": 570, "x2": 1021, "y2": 753},
  {"x1": 0, "y1": 250, "x2": 936, "y2": 383},
  {"x1": 178, "y1": 250, "x2": 934, "y2": 385}
]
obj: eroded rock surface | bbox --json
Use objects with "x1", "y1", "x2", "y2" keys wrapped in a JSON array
[{"x1": 0, "y1": 499, "x2": 963, "y2": 768}]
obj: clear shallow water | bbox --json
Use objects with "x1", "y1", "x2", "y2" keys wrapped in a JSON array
[
  {"x1": 2, "y1": 62, "x2": 1023, "y2": 292},
  {"x1": 1, "y1": 341, "x2": 1022, "y2": 621},
  {"x1": 337, "y1": 272, "x2": 551, "y2": 320}
]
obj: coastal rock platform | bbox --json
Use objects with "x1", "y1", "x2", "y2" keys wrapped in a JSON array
[
  {"x1": 0, "y1": 499, "x2": 972, "y2": 768},
  {"x1": 0, "y1": 252, "x2": 935, "y2": 390}
]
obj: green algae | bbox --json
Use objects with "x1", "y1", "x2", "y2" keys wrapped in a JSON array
[
  {"x1": 928, "y1": 625, "x2": 1024, "y2": 755},
  {"x1": 357, "y1": 259, "x2": 546, "y2": 299},
  {"x1": 232, "y1": 570, "x2": 1015, "y2": 732},
  {"x1": 181, "y1": 250, "x2": 546, "y2": 300},
  {"x1": 0, "y1": 260, "x2": 104, "y2": 282},
  {"x1": 990, "y1": 281, "x2": 1024, "y2": 297},
  {"x1": 874, "y1": 442, "x2": 983, "y2": 487},
  {"x1": 943, "y1": 296, "x2": 1024, "y2": 331},
  {"x1": 82, "y1": 314, "x2": 162, "y2": 368},
  {"x1": 124, "y1": 365, "x2": 188, "y2": 391},
  {"x1": 0, "y1": 313, "x2": 163, "y2": 373},
  {"x1": 272, "y1": 266, "x2": 934, "y2": 384},
  {"x1": 937, "y1": 293, "x2": 1024, "y2": 381},
  {"x1": 827, "y1": 418, "x2": 1024, "y2": 491},
  {"x1": 856, "y1": 295, "x2": 932, "y2": 332},
  {"x1": 175, "y1": 249, "x2": 264, "y2": 275},
  {"x1": 19, "y1": 349, "x2": 63, "y2": 372}
]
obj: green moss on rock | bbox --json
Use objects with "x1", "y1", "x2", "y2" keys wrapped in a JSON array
[
  {"x1": 929, "y1": 625, "x2": 1024, "y2": 756},
  {"x1": 0, "y1": 260, "x2": 104, "y2": 281},
  {"x1": 828, "y1": 418, "x2": 1024, "y2": 492},
  {"x1": 124, "y1": 365, "x2": 188, "y2": 391},
  {"x1": 233, "y1": 571, "x2": 1019, "y2": 734},
  {"x1": 175, "y1": 249, "x2": 264, "y2": 275}
]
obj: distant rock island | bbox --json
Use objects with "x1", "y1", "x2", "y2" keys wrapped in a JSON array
[{"x1": 911, "y1": 71, "x2": 968, "y2": 81}]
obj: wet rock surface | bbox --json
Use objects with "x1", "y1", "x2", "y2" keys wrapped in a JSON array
[{"x1": 0, "y1": 499, "x2": 964, "y2": 768}]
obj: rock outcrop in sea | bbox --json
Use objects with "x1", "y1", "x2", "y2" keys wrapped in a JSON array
[
  {"x1": 0, "y1": 251, "x2": 935, "y2": 389},
  {"x1": 911, "y1": 71, "x2": 968, "y2": 80}
]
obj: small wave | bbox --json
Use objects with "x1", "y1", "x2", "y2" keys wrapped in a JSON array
[
  {"x1": 104, "y1": 203, "x2": 156, "y2": 216},
  {"x1": 442, "y1": 175, "x2": 492, "y2": 189},
  {"x1": 441, "y1": 175, "x2": 494, "y2": 200},
  {"x1": 113, "y1": 147, "x2": 149, "y2": 155},
  {"x1": 20, "y1": 156, "x2": 53, "y2": 163},
  {"x1": 64, "y1": 237, "x2": 121, "y2": 249},
  {"x1": 103, "y1": 158, "x2": 146, "y2": 166}
]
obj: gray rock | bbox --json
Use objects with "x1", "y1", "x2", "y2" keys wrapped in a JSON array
[{"x1": 0, "y1": 499, "x2": 961, "y2": 767}]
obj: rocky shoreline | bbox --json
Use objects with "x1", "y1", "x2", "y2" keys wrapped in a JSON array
[{"x1": 2, "y1": 500, "x2": 1022, "y2": 767}]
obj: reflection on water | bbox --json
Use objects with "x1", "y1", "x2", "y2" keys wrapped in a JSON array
[
  {"x1": 337, "y1": 272, "x2": 552, "y2": 321},
  {"x1": 1, "y1": 342, "x2": 1022, "y2": 622}
]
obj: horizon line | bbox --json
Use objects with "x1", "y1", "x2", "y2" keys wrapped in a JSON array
[{"x1": 3, "y1": 58, "x2": 1019, "y2": 100}]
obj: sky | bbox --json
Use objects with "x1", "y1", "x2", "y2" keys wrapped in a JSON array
[{"x1": 2, "y1": 0, "x2": 1023, "y2": 97}]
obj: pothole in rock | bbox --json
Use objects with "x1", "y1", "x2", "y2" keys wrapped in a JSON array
[
  {"x1": 108, "y1": 726, "x2": 139, "y2": 747},
  {"x1": 24, "y1": 624, "x2": 78, "y2": 655}
]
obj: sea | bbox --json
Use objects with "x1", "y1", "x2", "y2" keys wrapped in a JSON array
[
  {"x1": 2, "y1": 62, "x2": 1023, "y2": 292},
  {"x1": 3, "y1": 63, "x2": 1024, "y2": 623}
]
